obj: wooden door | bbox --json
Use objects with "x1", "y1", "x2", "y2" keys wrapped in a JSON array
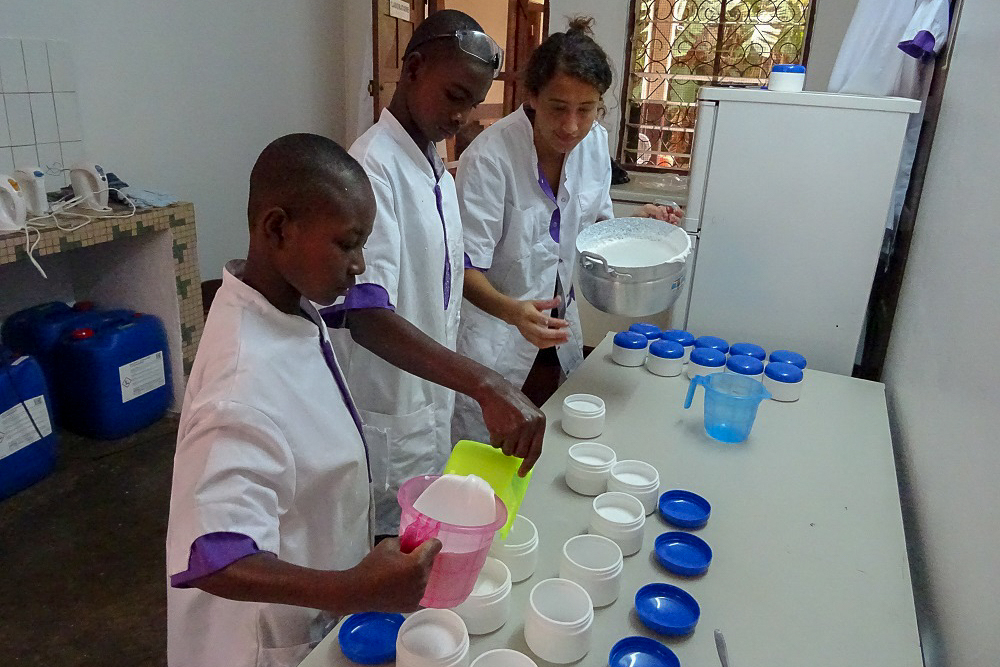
[
  {"x1": 503, "y1": 0, "x2": 546, "y2": 114},
  {"x1": 372, "y1": 0, "x2": 443, "y2": 121}
]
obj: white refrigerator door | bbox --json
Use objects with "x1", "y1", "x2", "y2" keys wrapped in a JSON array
[{"x1": 685, "y1": 89, "x2": 918, "y2": 374}]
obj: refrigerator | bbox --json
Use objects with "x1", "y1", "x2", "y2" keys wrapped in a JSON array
[{"x1": 675, "y1": 87, "x2": 920, "y2": 374}]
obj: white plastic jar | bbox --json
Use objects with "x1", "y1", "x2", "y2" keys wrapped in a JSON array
[
  {"x1": 646, "y1": 339, "x2": 685, "y2": 377},
  {"x1": 562, "y1": 394, "x2": 605, "y2": 438},
  {"x1": 565, "y1": 442, "x2": 617, "y2": 496},
  {"x1": 611, "y1": 331, "x2": 648, "y2": 366},
  {"x1": 589, "y1": 491, "x2": 646, "y2": 556},
  {"x1": 396, "y1": 608, "x2": 470, "y2": 667},
  {"x1": 661, "y1": 329, "x2": 695, "y2": 363},
  {"x1": 489, "y1": 514, "x2": 538, "y2": 583},
  {"x1": 523, "y1": 578, "x2": 594, "y2": 664},
  {"x1": 686, "y1": 347, "x2": 726, "y2": 379},
  {"x1": 559, "y1": 534, "x2": 624, "y2": 607},
  {"x1": 453, "y1": 557, "x2": 512, "y2": 635},
  {"x1": 768, "y1": 64, "x2": 806, "y2": 92},
  {"x1": 606, "y1": 459, "x2": 661, "y2": 515},
  {"x1": 763, "y1": 361, "x2": 804, "y2": 402},
  {"x1": 725, "y1": 354, "x2": 765, "y2": 382}
]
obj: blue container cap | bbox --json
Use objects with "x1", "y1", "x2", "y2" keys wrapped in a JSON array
[
  {"x1": 614, "y1": 331, "x2": 648, "y2": 350},
  {"x1": 769, "y1": 349, "x2": 807, "y2": 369},
  {"x1": 765, "y1": 361, "x2": 804, "y2": 383},
  {"x1": 729, "y1": 342, "x2": 766, "y2": 361},
  {"x1": 658, "y1": 489, "x2": 711, "y2": 528},
  {"x1": 772, "y1": 64, "x2": 806, "y2": 73},
  {"x1": 629, "y1": 322, "x2": 662, "y2": 340},
  {"x1": 635, "y1": 583, "x2": 701, "y2": 636},
  {"x1": 654, "y1": 532, "x2": 713, "y2": 577},
  {"x1": 609, "y1": 637, "x2": 679, "y2": 667},
  {"x1": 689, "y1": 347, "x2": 726, "y2": 367},
  {"x1": 726, "y1": 354, "x2": 764, "y2": 376},
  {"x1": 694, "y1": 335, "x2": 729, "y2": 353},
  {"x1": 338, "y1": 612, "x2": 404, "y2": 664},
  {"x1": 661, "y1": 329, "x2": 695, "y2": 346},
  {"x1": 649, "y1": 340, "x2": 684, "y2": 359}
]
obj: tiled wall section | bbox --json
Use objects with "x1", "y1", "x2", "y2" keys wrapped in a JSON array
[
  {"x1": 0, "y1": 38, "x2": 83, "y2": 186},
  {"x1": 0, "y1": 203, "x2": 204, "y2": 376}
]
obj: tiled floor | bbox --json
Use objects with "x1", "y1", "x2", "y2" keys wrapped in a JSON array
[{"x1": 0, "y1": 416, "x2": 177, "y2": 666}]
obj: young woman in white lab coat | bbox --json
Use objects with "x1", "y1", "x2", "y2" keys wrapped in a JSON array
[{"x1": 451, "y1": 18, "x2": 616, "y2": 443}]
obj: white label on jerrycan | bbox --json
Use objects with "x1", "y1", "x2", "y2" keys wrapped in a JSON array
[
  {"x1": 119, "y1": 351, "x2": 166, "y2": 403},
  {"x1": 0, "y1": 395, "x2": 53, "y2": 460}
]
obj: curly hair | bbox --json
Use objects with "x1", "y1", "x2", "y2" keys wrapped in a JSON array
[{"x1": 524, "y1": 16, "x2": 613, "y2": 97}]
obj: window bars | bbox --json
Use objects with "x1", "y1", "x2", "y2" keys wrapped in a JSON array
[{"x1": 618, "y1": 0, "x2": 812, "y2": 171}]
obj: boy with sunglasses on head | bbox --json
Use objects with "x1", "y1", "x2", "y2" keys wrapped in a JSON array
[{"x1": 323, "y1": 9, "x2": 544, "y2": 539}]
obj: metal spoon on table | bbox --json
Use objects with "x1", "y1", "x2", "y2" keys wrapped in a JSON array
[{"x1": 715, "y1": 629, "x2": 730, "y2": 667}]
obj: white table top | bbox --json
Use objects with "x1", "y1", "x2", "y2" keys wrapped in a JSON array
[{"x1": 303, "y1": 333, "x2": 922, "y2": 667}]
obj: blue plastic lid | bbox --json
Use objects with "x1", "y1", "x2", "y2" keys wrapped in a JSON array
[
  {"x1": 614, "y1": 331, "x2": 649, "y2": 350},
  {"x1": 729, "y1": 342, "x2": 766, "y2": 361},
  {"x1": 338, "y1": 612, "x2": 404, "y2": 664},
  {"x1": 689, "y1": 347, "x2": 726, "y2": 367},
  {"x1": 726, "y1": 354, "x2": 764, "y2": 376},
  {"x1": 635, "y1": 583, "x2": 701, "y2": 636},
  {"x1": 769, "y1": 349, "x2": 807, "y2": 369},
  {"x1": 694, "y1": 335, "x2": 729, "y2": 353},
  {"x1": 609, "y1": 637, "x2": 680, "y2": 667},
  {"x1": 772, "y1": 64, "x2": 806, "y2": 73},
  {"x1": 765, "y1": 361, "x2": 804, "y2": 383},
  {"x1": 629, "y1": 322, "x2": 662, "y2": 340},
  {"x1": 661, "y1": 329, "x2": 695, "y2": 346},
  {"x1": 649, "y1": 340, "x2": 684, "y2": 359},
  {"x1": 654, "y1": 532, "x2": 713, "y2": 577},
  {"x1": 658, "y1": 489, "x2": 711, "y2": 528}
]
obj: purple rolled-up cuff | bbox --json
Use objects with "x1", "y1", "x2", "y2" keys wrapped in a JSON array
[
  {"x1": 899, "y1": 30, "x2": 936, "y2": 59},
  {"x1": 170, "y1": 531, "x2": 270, "y2": 588},
  {"x1": 464, "y1": 252, "x2": 487, "y2": 272},
  {"x1": 320, "y1": 283, "x2": 395, "y2": 328}
]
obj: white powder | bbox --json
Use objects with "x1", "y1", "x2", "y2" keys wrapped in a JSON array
[
  {"x1": 597, "y1": 505, "x2": 637, "y2": 523},
  {"x1": 616, "y1": 472, "x2": 652, "y2": 485},
  {"x1": 588, "y1": 238, "x2": 679, "y2": 267}
]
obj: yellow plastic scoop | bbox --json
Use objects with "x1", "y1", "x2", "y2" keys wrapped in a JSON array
[{"x1": 444, "y1": 440, "x2": 533, "y2": 539}]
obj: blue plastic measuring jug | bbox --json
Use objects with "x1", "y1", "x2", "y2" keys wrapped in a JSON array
[{"x1": 684, "y1": 373, "x2": 770, "y2": 443}]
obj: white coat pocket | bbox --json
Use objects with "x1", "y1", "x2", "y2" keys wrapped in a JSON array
[{"x1": 359, "y1": 403, "x2": 441, "y2": 490}]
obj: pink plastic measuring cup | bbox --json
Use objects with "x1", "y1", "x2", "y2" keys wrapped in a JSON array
[{"x1": 398, "y1": 475, "x2": 508, "y2": 608}]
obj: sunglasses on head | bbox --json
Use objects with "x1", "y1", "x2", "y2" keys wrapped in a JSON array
[{"x1": 407, "y1": 29, "x2": 504, "y2": 79}]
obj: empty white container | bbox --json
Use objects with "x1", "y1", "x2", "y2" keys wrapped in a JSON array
[
  {"x1": 558, "y1": 534, "x2": 624, "y2": 607},
  {"x1": 561, "y1": 394, "x2": 605, "y2": 439},
  {"x1": 396, "y1": 608, "x2": 470, "y2": 667},
  {"x1": 453, "y1": 557, "x2": 512, "y2": 635},
  {"x1": 470, "y1": 649, "x2": 537, "y2": 667},
  {"x1": 565, "y1": 442, "x2": 617, "y2": 496},
  {"x1": 488, "y1": 514, "x2": 538, "y2": 583},
  {"x1": 589, "y1": 492, "x2": 646, "y2": 556},
  {"x1": 606, "y1": 460, "x2": 660, "y2": 516},
  {"x1": 523, "y1": 578, "x2": 594, "y2": 664}
]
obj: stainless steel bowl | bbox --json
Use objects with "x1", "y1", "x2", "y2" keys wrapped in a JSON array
[{"x1": 575, "y1": 217, "x2": 691, "y2": 316}]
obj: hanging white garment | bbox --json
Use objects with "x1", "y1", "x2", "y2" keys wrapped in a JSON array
[
  {"x1": 829, "y1": 0, "x2": 950, "y2": 232},
  {"x1": 332, "y1": 109, "x2": 465, "y2": 536},
  {"x1": 166, "y1": 262, "x2": 371, "y2": 667},
  {"x1": 451, "y1": 106, "x2": 613, "y2": 444}
]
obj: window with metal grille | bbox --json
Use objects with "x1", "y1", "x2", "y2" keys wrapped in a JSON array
[{"x1": 617, "y1": 0, "x2": 813, "y2": 172}]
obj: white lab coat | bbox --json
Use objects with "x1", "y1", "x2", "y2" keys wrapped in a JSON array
[
  {"x1": 451, "y1": 106, "x2": 613, "y2": 443},
  {"x1": 166, "y1": 262, "x2": 371, "y2": 667},
  {"x1": 334, "y1": 109, "x2": 465, "y2": 535}
]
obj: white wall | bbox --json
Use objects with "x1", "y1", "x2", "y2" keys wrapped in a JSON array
[
  {"x1": 804, "y1": 0, "x2": 860, "y2": 91},
  {"x1": 2, "y1": 0, "x2": 347, "y2": 280},
  {"x1": 881, "y1": 2, "x2": 1000, "y2": 666}
]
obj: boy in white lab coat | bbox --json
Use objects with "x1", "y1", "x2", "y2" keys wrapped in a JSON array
[
  {"x1": 325, "y1": 10, "x2": 544, "y2": 537},
  {"x1": 166, "y1": 134, "x2": 440, "y2": 667}
]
